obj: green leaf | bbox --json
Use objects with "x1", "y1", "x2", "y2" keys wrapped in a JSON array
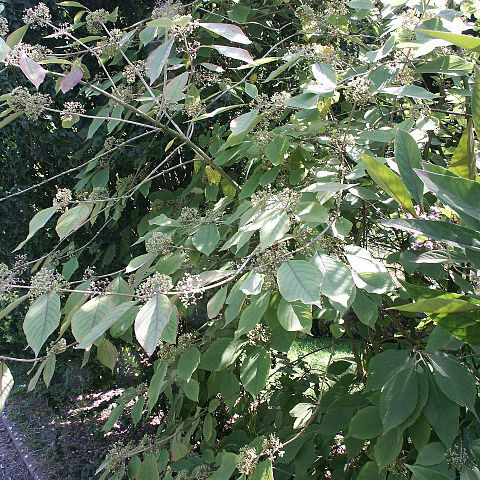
[
  {"x1": 415, "y1": 170, "x2": 480, "y2": 222},
  {"x1": 251, "y1": 460, "x2": 274, "y2": 480},
  {"x1": 416, "y1": 442, "x2": 446, "y2": 467},
  {"x1": 163, "y1": 71, "x2": 189, "y2": 103},
  {"x1": 366, "y1": 349, "x2": 410, "y2": 391},
  {"x1": 56, "y1": 204, "x2": 93, "y2": 239},
  {"x1": 57, "y1": 1, "x2": 86, "y2": 7},
  {"x1": 407, "y1": 465, "x2": 451, "y2": 480},
  {"x1": 208, "y1": 452, "x2": 237, "y2": 480},
  {"x1": 146, "y1": 38, "x2": 174, "y2": 85},
  {"x1": 14, "y1": 205, "x2": 58, "y2": 252},
  {"x1": 409, "y1": 414, "x2": 431, "y2": 452},
  {"x1": 313, "y1": 253, "x2": 355, "y2": 308},
  {"x1": 419, "y1": 30, "x2": 480, "y2": 51},
  {"x1": 265, "y1": 136, "x2": 289, "y2": 165},
  {"x1": 395, "y1": 129, "x2": 424, "y2": 208},
  {"x1": 381, "y1": 219, "x2": 480, "y2": 251},
  {"x1": 374, "y1": 428, "x2": 403, "y2": 470},
  {"x1": 358, "y1": 462, "x2": 381, "y2": 480},
  {"x1": 42, "y1": 354, "x2": 56, "y2": 387},
  {"x1": 192, "y1": 224, "x2": 220, "y2": 256},
  {"x1": 0, "y1": 363, "x2": 13, "y2": 414},
  {"x1": 380, "y1": 360, "x2": 418, "y2": 433},
  {"x1": 0, "y1": 295, "x2": 29, "y2": 322},
  {"x1": 71, "y1": 296, "x2": 114, "y2": 344},
  {"x1": 24, "y1": 293, "x2": 61, "y2": 356},
  {"x1": 146, "y1": 18, "x2": 175, "y2": 28},
  {"x1": 259, "y1": 211, "x2": 290, "y2": 250},
  {"x1": 240, "y1": 347, "x2": 271, "y2": 397},
  {"x1": 277, "y1": 260, "x2": 321, "y2": 305},
  {"x1": 361, "y1": 153, "x2": 416, "y2": 216},
  {"x1": 277, "y1": 299, "x2": 312, "y2": 332},
  {"x1": 214, "y1": 45, "x2": 254, "y2": 64},
  {"x1": 415, "y1": 55, "x2": 474, "y2": 76},
  {"x1": 264, "y1": 50, "x2": 303, "y2": 82},
  {"x1": 184, "y1": 377, "x2": 199, "y2": 401},
  {"x1": 429, "y1": 353, "x2": 476, "y2": 410},
  {"x1": 207, "y1": 286, "x2": 228, "y2": 319},
  {"x1": 147, "y1": 363, "x2": 167, "y2": 412},
  {"x1": 0, "y1": 38, "x2": 11, "y2": 63},
  {"x1": 131, "y1": 396, "x2": 145, "y2": 426},
  {"x1": 393, "y1": 297, "x2": 479, "y2": 314},
  {"x1": 134, "y1": 294, "x2": 173, "y2": 357},
  {"x1": 381, "y1": 85, "x2": 437, "y2": 100},
  {"x1": 178, "y1": 346, "x2": 201, "y2": 381},
  {"x1": 348, "y1": 405, "x2": 383, "y2": 439},
  {"x1": 78, "y1": 301, "x2": 139, "y2": 349},
  {"x1": 6, "y1": 25, "x2": 28, "y2": 49},
  {"x1": 0, "y1": 111, "x2": 22, "y2": 129},
  {"x1": 352, "y1": 290, "x2": 378, "y2": 327},
  {"x1": 472, "y1": 66, "x2": 480, "y2": 145},
  {"x1": 97, "y1": 338, "x2": 118, "y2": 372},
  {"x1": 235, "y1": 292, "x2": 271, "y2": 338},
  {"x1": 199, "y1": 338, "x2": 244, "y2": 371},
  {"x1": 136, "y1": 455, "x2": 160, "y2": 480},
  {"x1": 424, "y1": 374, "x2": 459, "y2": 447},
  {"x1": 450, "y1": 121, "x2": 476, "y2": 180}
]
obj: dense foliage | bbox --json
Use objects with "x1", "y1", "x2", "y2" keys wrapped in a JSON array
[{"x1": 2, "y1": 0, "x2": 480, "y2": 478}]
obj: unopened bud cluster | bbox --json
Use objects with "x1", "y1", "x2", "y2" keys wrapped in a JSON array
[
  {"x1": 392, "y1": 64, "x2": 414, "y2": 87},
  {"x1": 123, "y1": 61, "x2": 146, "y2": 84},
  {"x1": 7, "y1": 86, "x2": 52, "y2": 120},
  {"x1": 186, "y1": 102, "x2": 204, "y2": 118},
  {"x1": 60, "y1": 101, "x2": 85, "y2": 122},
  {"x1": 178, "y1": 206, "x2": 201, "y2": 226},
  {"x1": 0, "y1": 263, "x2": 15, "y2": 301},
  {"x1": 23, "y1": 3, "x2": 51, "y2": 28},
  {"x1": 251, "y1": 187, "x2": 300, "y2": 215},
  {"x1": 29, "y1": 267, "x2": 67, "y2": 299},
  {"x1": 152, "y1": 0, "x2": 182, "y2": 19},
  {"x1": 98, "y1": 29, "x2": 123, "y2": 57},
  {"x1": 254, "y1": 242, "x2": 292, "y2": 289},
  {"x1": 411, "y1": 205, "x2": 442, "y2": 251},
  {"x1": 88, "y1": 187, "x2": 109, "y2": 201},
  {"x1": 445, "y1": 446, "x2": 472, "y2": 470},
  {"x1": 135, "y1": 273, "x2": 173, "y2": 299},
  {"x1": 247, "y1": 323, "x2": 271, "y2": 346},
  {"x1": 0, "y1": 16, "x2": 8, "y2": 37},
  {"x1": 236, "y1": 447, "x2": 258, "y2": 476},
  {"x1": 146, "y1": 232, "x2": 172, "y2": 255},
  {"x1": 46, "y1": 338, "x2": 67, "y2": 355},
  {"x1": 262, "y1": 434, "x2": 285, "y2": 460},
  {"x1": 86, "y1": 9, "x2": 109, "y2": 34},
  {"x1": 158, "y1": 332, "x2": 194, "y2": 364}
]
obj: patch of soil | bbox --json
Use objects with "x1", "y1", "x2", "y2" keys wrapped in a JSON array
[{"x1": 0, "y1": 420, "x2": 30, "y2": 480}]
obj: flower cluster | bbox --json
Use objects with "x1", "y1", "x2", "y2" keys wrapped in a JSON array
[
  {"x1": 85, "y1": 9, "x2": 109, "y2": 34},
  {"x1": 123, "y1": 61, "x2": 146, "y2": 84},
  {"x1": 308, "y1": 43, "x2": 337, "y2": 63},
  {"x1": 29, "y1": 267, "x2": 67, "y2": 299},
  {"x1": 247, "y1": 323, "x2": 271, "y2": 346},
  {"x1": 158, "y1": 332, "x2": 194, "y2": 364},
  {"x1": 262, "y1": 434, "x2": 285, "y2": 460},
  {"x1": 88, "y1": 187, "x2": 109, "y2": 201},
  {"x1": 176, "y1": 273, "x2": 203, "y2": 307},
  {"x1": 411, "y1": 205, "x2": 441, "y2": 251},
  {"x1": 98, "y1": 29, "x2": 123, "y2": 57},
  {"x1": 396, "y1": 9, "x2": 421, "y2": 41},
  {"x1": 195, "y1": 70, "x2": 221, "y2": 87},
  {"x1": 116, "y1": 173, "x2": 135, "y2": 192},
  {"x1": 178, "y1": 206, "x2": 201, "y2": 226},
  {"x1": 60, "y1": 101, "x2": 85, "y2": 122},
  {"x1": 192, "y1": 464, "x2": 211, "y2": 480},
  {"x1": 23, "y1": 3, "x2": 51, "y2": 28},
  {"x1": 185, "y1": 102, "x2": 204, "y2": 118},
  {"x1": 392, "y1": 64, "x2": 414, "y2": 87},
  {"x1": 146, "y1": 232, "x2": 173, "y2": 255},
  {"x1": 0, "y1": 15, "x2": 8, "y2": 37},
  {"x1": 7, "y1": 86, "x2": 52, "y2": 120},
  {"x1": 252, "y1": 127, "x2": 277, "y2": 152},
  {"x1": 251, "y1": 187, "x2": 300, "y2": 215},
  {"x1": 236, "y1": 447, "x2": 259, "y2": 475},
  {"x1": 296, "y1": 4, "x2": 320, "y2": 31},
  {"x1": 135, "y1": 273, "x2": 173, "y2": 299},
  {"x1": 4, "y1": 43, "x2": 52, "y2": 66},
  {"x1": 54, "y1": 187, "x2": 72, "y2": 211},
  {"x1": 445, "y1": 446, "x2": 472, "y2": 470},
  {"x1": 344, "y1": 76, "x2": 372, "y2": 105},
  {"x1": 152, "y1": 0, "x2": 182, "y2": 19},
  {"x1": 254, "y1": 242, "x2": 292, "y2": 288}
]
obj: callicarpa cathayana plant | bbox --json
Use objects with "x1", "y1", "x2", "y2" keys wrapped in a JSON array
[{"x1": 1, "y1": 0, "x2": 480, "y2": 478}]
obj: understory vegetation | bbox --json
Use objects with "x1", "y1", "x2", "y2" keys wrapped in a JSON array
[{"x1": 2, "y1": 0, "x2": 480, "y2": 478}]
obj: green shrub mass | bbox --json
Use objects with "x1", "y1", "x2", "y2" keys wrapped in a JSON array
[{"x1": 2, "y1": 0, "x2": 480, "y2": 478}]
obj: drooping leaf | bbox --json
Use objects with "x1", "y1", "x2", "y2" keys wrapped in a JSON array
[
  {"x1": 277, "y1": 299, "x2": 312, "y2": 332},
  {"x1": 348, "y1": 405, "x2": 383, "y2": 439},
  {"x1": 134, "y1": 294, "x2": 173, "y2": 356},
  {"x1": 178, "y1": 346, "x2": 201, "y2": 381},
  {"x1": 361, "y1": 153, "x2": 416, "y2": 216},
  {"x1": 163, "y1": 71, "x2": 189, "y2": 103},
  {"x1": 24, "y1": 292, "x2": 61, "y2": 356},
  {"x1": 450, "y1": 121, "x2": 476, "y2": 179},
  {"x1": 97, "y1": 338, "x2": 118, "y2": 372},
  {"x1": 395, "y1": 129, "x2": 424, "y2": 208},
  {"x1": 199, "y1": 23, "x2": 251, "y2": 44},
  {"x1": 192, "y1": 224, "x2": 220, "y2": 256},
  {"x1": 259, "y1": 210, "x2": 290, "y2": 250},
  {"x1": 0, "y1": 295, "x2": 29, "y2": 322},
  {"x1": 419, "y1": 30, "x2": 480, "y2": 51},
  {"x1": 6, "y1": 25, "x2": 28, "y2": 49},
  {"x1": 277, "y1": 260, "x2": 321, "y2": 305},
  {"x1": 374, "y1": 428, "x2": 403, "y2": 470},
  {"x1": 240, "y1": 347, "x2": 271, "y2": 397},
  {"x1": 60, "y1": 69, "x2": 83, "y2": 93},
  {"x1": 235, "y1": 291, "x2": 271, "y2": 338},
  {"x1": 0, "y1": 38, "x2": 11, "y2": 62},
  {"x1": 251, "y1": 460, "x2": 274, "y2": 480},
  {"x1": 407, "y1": 465, "x2": 451, "y2": 480},
  {"x1": 214, "y1": 45, "x2": 254, "y2": 64},
  {"x1": 199, "y1": 338, "x2": 244, "y2": 371},
  {"x1": 207, "y1": 286, "x2": 228, "y2": 318},
  {"x1": 0, "y1": 363, "x2": 13, "y2": 414},
  {"x1": 146, "y1": 37, "x2": 174, "y2": 85},
  {"x1": 19, "y1": 54, "x2": 46, "y2": 89},
  {"x1": 14, "y1": 205, "x2": 58, "y2": 252}
]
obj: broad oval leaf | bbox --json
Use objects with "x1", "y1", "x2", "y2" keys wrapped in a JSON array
[
  {"x1": 163, "y1": 71, "x2": 189, "y2": 103},
  {"x1": 71, "y1": 295, "x2": 114, "y2": 344},
  {"x1": 0, "y1": 363, "x2": 13, "y2": 414},
  {"x1": 178, "y1": 346, "x2": 201, "y2": 381},
  {"x1": 19, "y1": 54, "x2": 46, "y2": 89},
  {"x1": 214, "y1": 45, "x2": 254, "y2": 64},
  {"x1": 60, "y1": 68, "x2": 83, "y2": 93},
  {"x1": 240, "y1": 347, "x2": 271, "y2": 397},
  {"x1": 24, "y1": 292, "x2": 61, "y2": 356},
  {"x1": 134, "y1": 294, "x2": 172, "y2": 356},
  {"x1": 192, "y1": 224, "x2": 220, "y2": 256},
  {"x1": 56, "y1": 203, "x2": 93, "y2": 239},
  {"x1": 277, "y1": 260, "x2": 321, "y2": 305},
  {"x1": 199, "y1": 23, "x2": 251, "y2": 44},
  {"x1": 450, "y1": 121, "x2": 475, "y2": 179}
]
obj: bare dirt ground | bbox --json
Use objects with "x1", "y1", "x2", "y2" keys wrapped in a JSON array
[{"x1": 0, "y1": 421, "x2": 30, "y2": 480}]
